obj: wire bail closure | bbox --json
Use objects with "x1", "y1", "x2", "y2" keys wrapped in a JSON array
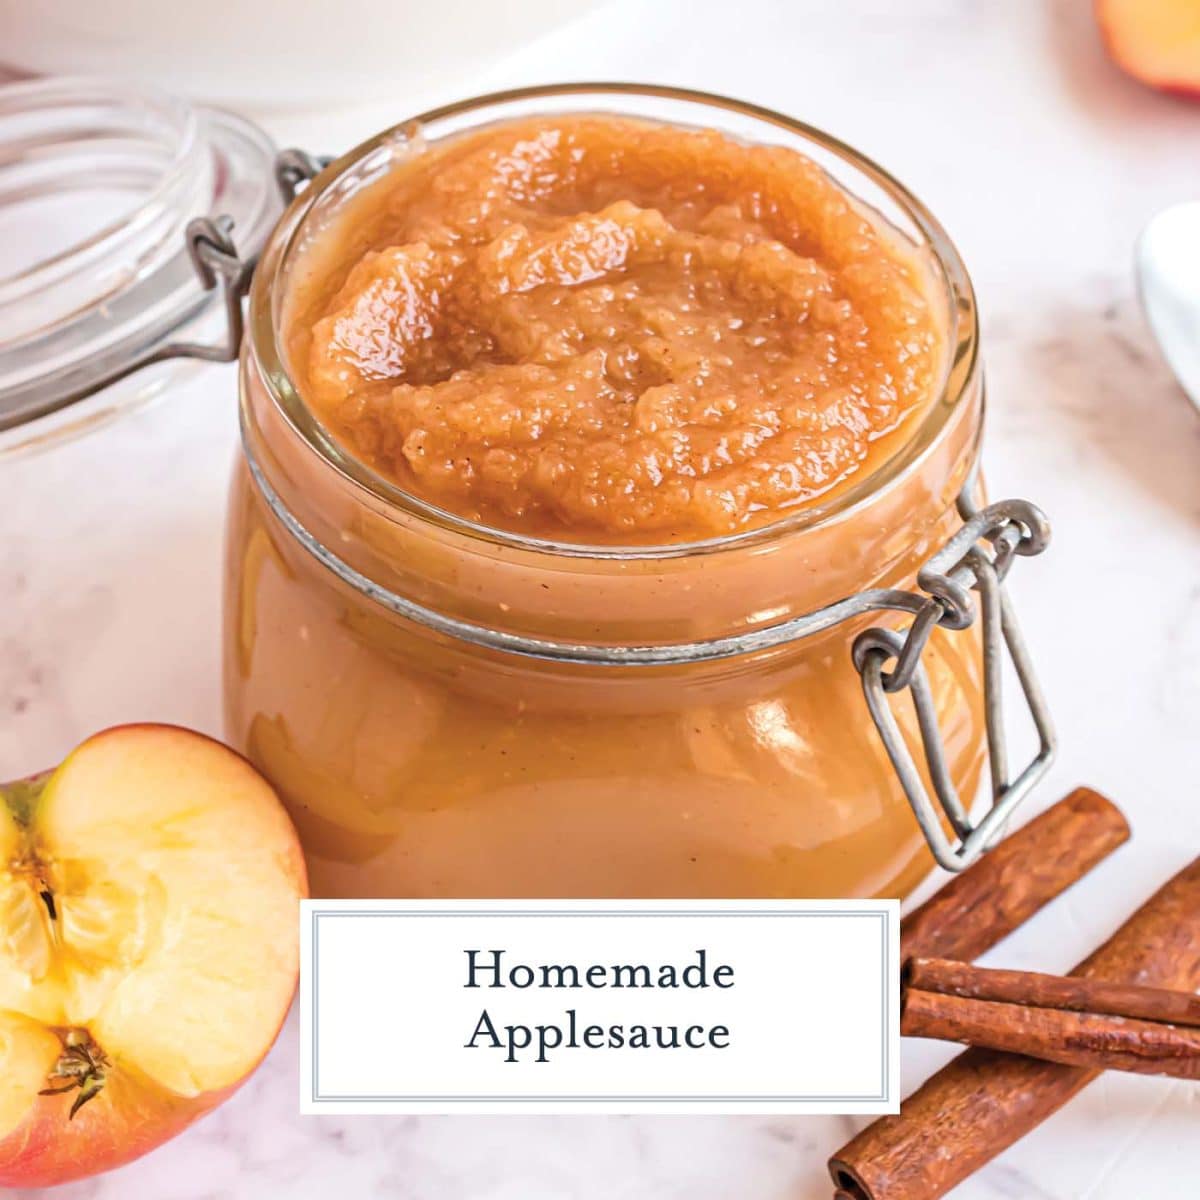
[
  {"x1": 147, "y1": 150, "x2": 332, "y2": 372},
  {"x1": 39, "y1": 148, "x2": 331, "y2": 410},
  {"x1": 852, "y1": 490, "x2": 1055, "y2": 872}
]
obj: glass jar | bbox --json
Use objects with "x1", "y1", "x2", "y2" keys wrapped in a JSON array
[
  {"x1": 224, "y1": 85, "x2": 1049, "y2": 900},
  {"x1": 0, "y1": 77, "x2": 278, "y2": 454}
]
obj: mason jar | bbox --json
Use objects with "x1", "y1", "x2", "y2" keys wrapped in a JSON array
[{"x1": 222, "y1": 85, "x2": 1053, "y2": 901}]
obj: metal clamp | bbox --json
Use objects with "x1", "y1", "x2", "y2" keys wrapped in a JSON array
[
  {"x1": 21, "y1": 212, "x2": 260, "y2": 421},
  {"x1": 23, "y1": 148, "x2": 332, "y2": 422},
  {"x1": 155, "y1": 149, "x2": 329, "y2": 369},
  {"x1": 275, "y1": 148, "x2": 333, "y2": 205},
  {"x1": 852, "y1": 491, "x2": 1055, "y2": 872},
  {"x1": 153, "y1": 148, "x2": 331, "y2": 371},
  {"x1": 151, "y1": 216, "x2": 254, "y2": 368}
]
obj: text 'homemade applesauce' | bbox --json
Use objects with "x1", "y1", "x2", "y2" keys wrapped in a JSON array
[
  {"x1": 287, "y1": 115, "x2": 943, "y2": 542},
  {"x1": 227, "y1": 95, "x2": 985, "y2": 901}
]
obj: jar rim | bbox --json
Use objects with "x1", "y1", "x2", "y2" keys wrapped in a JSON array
[
  {"x1": 248, "y1": 81, "x2": 979, "y2": 562},
  {"x1": 0, "y1": 76, "x2": 199, "y2": 303}
]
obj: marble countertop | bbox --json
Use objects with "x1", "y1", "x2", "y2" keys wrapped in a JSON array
[{"x1": 3, "y1": 1, "x2": 1199, "y2": 1196}]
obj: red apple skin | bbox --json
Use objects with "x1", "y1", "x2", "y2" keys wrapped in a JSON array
[
  {"x1": 0, "y1": 723, "x2": 307, "y2": 1187},
  {"x1": 1095, "y1": 0, "x2": 1200, "y2": 100},
  {"x1": 0, "y1": 1069, "x2": 239, "y2": 1189}
]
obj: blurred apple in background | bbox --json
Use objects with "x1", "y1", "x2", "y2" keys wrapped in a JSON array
[
  {"x1": 1096, "y1": 0, "x2": 1200, "y2": 97},
  {"x1": 0, "y1": 725, "x2": 306, "y2": 1187},
  {"x1": 0, "y1": 0, "x2": 601, "y2": 109}
]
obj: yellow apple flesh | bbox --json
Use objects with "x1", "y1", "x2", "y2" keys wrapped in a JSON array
[{"x1": 0, "y1": 725, "x2": 307, "y2": 1187}]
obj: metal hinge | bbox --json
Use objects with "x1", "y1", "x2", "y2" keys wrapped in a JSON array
[
  {"x1": 852, "y1": 492, "x2": 1056, "y2": 872},
  {"x1": 76, "y1": 148, "x2": 332, "y2": 398}
]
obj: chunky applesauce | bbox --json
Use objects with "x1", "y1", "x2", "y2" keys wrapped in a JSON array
[
  {"x1": 227, "y1": 93, "x2": 985, "y2": 901},
  {"x1": 287, "y1": 116, "x2": 941, "y2": 541}
]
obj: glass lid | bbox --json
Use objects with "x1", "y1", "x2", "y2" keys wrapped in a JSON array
[{"x1": 0, "y1": 76, "x2": 280, "y2": 454}]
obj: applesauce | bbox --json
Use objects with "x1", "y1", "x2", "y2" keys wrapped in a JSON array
[
  {"x1": 225, "y1": 86, "x2": 988, "y2": 899},
  {"x1": 287, "y1": 115, "x2": 940, "y2": 542}
]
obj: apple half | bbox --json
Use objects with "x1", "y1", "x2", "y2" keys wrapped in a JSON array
[
  {"x1": 1096, "y1": 0, "x2": 1200, "y2": 97},
  {"x1": 0, "y1": 725, "x2": 307, "y2": 1187}
]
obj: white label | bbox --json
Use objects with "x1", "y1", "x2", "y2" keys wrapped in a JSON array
[{"x1": 300, "y1": 900, "x2": 899, "y2": 1115}]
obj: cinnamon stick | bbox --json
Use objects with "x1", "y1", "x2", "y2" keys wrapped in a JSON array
[
  {"x1": 830, "y1": 855, "x2": 1200, "y2": 1200},
  {"x1": 901, "y1": 988, "x2": 1200, "y2": 1080},
  {"x1": 899, "y1": 787, "x2": 1129, "y2": 962},
  {"x1": 906, "y1": 956, "x2": 1200, "y2": 1028}
]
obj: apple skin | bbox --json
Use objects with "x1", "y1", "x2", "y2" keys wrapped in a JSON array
[
  {"x1": 0, "y1": 724, "x2": 307, "y2": 1188},
  {"x1": 0, "y1": 1065, "x2": 239, "y2": 1189}
]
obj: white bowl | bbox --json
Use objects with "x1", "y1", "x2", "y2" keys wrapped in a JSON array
[{"x1": 0, "y1": 0, "x2": 600, "y2": 110}]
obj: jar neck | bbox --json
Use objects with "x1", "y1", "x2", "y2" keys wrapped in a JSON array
[{"x1": 239, "y1": 347, "x2": 983, "y2": 656}]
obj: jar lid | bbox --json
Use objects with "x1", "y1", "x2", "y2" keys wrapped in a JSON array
[{"x1": 0, "y1": 77, "x2": 280, "y2": 453}]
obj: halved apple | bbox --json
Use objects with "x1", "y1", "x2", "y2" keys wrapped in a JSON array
[
  {"x1": 0, "y1": 724, "x2": 307, "y2": 1187},
  {"x1": 1096, "y1": 0, "x2": 1200, "y2": 97}
]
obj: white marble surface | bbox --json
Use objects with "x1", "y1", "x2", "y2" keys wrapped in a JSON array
[{"x1": 3, "y1": 0, "x2": 1199, "y2": 1196}]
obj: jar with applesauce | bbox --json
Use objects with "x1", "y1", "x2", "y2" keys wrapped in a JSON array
[{"x1": 219, "y1": 85, "x2": 1055, "y2": 902}]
